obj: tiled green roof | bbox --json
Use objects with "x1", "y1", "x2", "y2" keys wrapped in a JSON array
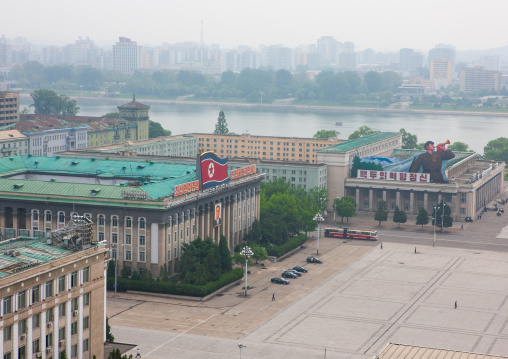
[
  {"x1": 0, "y1": 155, "x2": 198, "y2": 203},
  {"x1": 318, "y1": 132, "x2": 399, "y2": 153},
  {"x1": 0, "y1": 238, "x2": 72, "y2": 279},
  {"x1": 392, "y1": 149, "x2": 474, "y2": 167}
]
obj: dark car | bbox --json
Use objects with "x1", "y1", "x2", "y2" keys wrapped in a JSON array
[
  {"x1": 293, "y1": 266, "x2": 308, "y2": 273},
  {"x1": 287, "y1": 269, "x2": 302, "y2": 277},
  {"x1": 271, "y1": 277, "x2": 290, "y2": 285},
  {"x1": 307, "y1": 256, "x2": 323, "y2": 264},
  {"x1": 465, "y1": 216, "x2": 473, "y2": 222},
  {"x1": 282, "y1": 271, "x2": 298, "y2": 279}
]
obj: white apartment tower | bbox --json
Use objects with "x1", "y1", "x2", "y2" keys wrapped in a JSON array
[{"x1": 113, "y1": 37, "x2": 141, "y2": 74}]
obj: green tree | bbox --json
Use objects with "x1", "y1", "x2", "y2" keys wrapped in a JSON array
[
  {"x1": 364, "y1": 71, "x2": 383, "y2": 93},
  {"x1": 107, "y1": 259, "x2": 115, "y2": 278},
  {"x1": 448, "y1": 141, "x2": 471, "y2": 152},
  {"x1": 140, "y1": 270, "x2": 153, "y2": 281},
  {"x1": 374, "y1": 200, "x2": 388, "y2": 226},
  {"x1": 159, "y1": 263, "x2": 169, "y2": 281},
  {"x1": 214, "y1": 110, "x2": 229, "y2": 134},
  {"x1": 348, "y1": 125, "x2": 379, "y2": 140},
  {"x1": 108, "y1": 349, "x2": 121, "y2": 359},
  {"x1": 60, "y1": 351, "x2": 69, "y2": 359},
  {"x1": 77, "y1": 66, "x2": 103, "y2": 90},
  {"x1": 313, "y1": 130, "x2": 339, "y2": 139},
  {"x1": 250, "y1": 243, "x2": 268, "y2": 264},
  {"x1": 218, "y1": 235, "x2": 233, "y2": 273},
  {"x1": 102, "y1": 112, "x2": 120, "y2": 118},
  {"x1": 30, "y1": 89, "x2": 79, "y2": 116},
  {"x1": 120, "y1": 266, "x2": 129, "y2": 279},
  {"x1": 484, "y1": 137, "x2": 508, "y2": 163},
  {"x1": 308, "y1": 186, "x2": 329, "y2": 212},
  {"x1": 433, "y1": 200, "x2": 453, "y2": 232},
  {"x1": 130, "y1": 270, "x2": 140, "y2": 280},
  {"x1": 415, "y1": 207, "x2": 429, "y2": 228},
  {"x1": 149, "y1": 120, "x2": 171, "y2": 138},
  {"x1": 106, "y1": 317, "x2": 115, "y2": 342},
  {"x1": 400, "y1": 128, "x2": 418, "y2": 149},
  {"x1": 392, "y1": 206, "x2": 407, "y2": 227},
  {"x1": 334, "y1": 196, "x2": 357, "y2": 222}
]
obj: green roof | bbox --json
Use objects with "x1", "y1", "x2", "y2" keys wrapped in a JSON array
[
  {"x1": 0, "y1": 155, "x2": 198, "y2": 203},
  {"x1": 318, "y1": 132, "x2": 399, "y2": 153},
  {"x1": 0, "y1": 237, "x2": 72, "y2": 279}
]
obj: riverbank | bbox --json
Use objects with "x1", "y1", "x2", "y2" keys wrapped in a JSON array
[{"x1": 19, "y1": 93, "x2": 508, "y2": 118}]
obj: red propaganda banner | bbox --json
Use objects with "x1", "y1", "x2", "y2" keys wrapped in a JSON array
[{"x1": 200, "y1": 152, "x2": 230, "y2": 190}]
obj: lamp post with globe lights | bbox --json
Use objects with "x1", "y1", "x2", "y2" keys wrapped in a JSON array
[
  {"x1": 313, "y1": 213, "x2": 324, "y2": 255},
  {"x1": 241, "y1": 246, "x2": 253, "y2": 297}
]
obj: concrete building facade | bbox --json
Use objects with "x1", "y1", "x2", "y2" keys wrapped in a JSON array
[
  {"x1": 460, "y1": 66, "x2": 502, "y2": 93},
  {"x1": 194, "y1": 133, "x2": 341, "y2": 164},
  {"x1": 0, "y1": 130, "x2": 28, "y2": 157},
  {"x1": 0, "y1": 238, "x2": 107, "y2": 359},
  {"x1": 0, "y1": 92, "x2": 20, "y2": 127}
]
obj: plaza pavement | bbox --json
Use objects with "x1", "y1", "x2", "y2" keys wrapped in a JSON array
[{"x1": 108, "y1": 194, "x2": 508, "y2": 358}]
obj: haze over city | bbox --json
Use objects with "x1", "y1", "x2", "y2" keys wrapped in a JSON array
[{"x1": 5, "y1": 0, "x2": 508, "y2": 51}]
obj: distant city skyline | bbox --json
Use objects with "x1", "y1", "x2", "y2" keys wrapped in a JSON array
[{"x1": 4, "y1": 0, "x2": 508, "y2": 52}]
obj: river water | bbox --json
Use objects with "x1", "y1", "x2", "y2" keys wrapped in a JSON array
[{"x1": 20, "y1": 97, "x2": 507, "y2": 154}]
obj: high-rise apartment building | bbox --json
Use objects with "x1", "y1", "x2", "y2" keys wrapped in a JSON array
[
  {"x1": 479, "y1": 55, "x2": 500, "y2": 71},
  {"x1": 460, "y1": 66, "x2": 502, "y2": 93},
  {"x1": 428, "y1": 44, "x2": 455, "y2": 66},
  {"x1": 430, "y1": 58, "x2": 453, "y2": 87},
  {"x1": 399, "y1": 48, "x2": 423, "y2": 73},
  {"x1": 113, "y1": 37, "x2": 141, "y2": 74},
  {"x1": 0, "y1": 91, "x2": 20, "y2": 127}
]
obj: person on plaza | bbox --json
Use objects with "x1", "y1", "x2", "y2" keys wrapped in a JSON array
[
  {"x1": 272, "y1": 293, "x2": 275, "y2": 301},
  {"x1": 409, "y1": 140, "x2": 455, "y2": 183},
  {"x1": 136, "y1": 348, "x2": 141, "y2": 358}
]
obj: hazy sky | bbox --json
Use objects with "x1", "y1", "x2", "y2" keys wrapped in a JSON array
[{"x1": 4, "y1": 0, "x2": 507, "y2": 52}]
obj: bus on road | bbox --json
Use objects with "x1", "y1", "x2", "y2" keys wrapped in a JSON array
[{"x1": 324, "y1": 227, "x2": 378, "y2": 240}]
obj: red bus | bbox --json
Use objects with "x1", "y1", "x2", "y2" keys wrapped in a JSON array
[{"x1": 324, "y1": 227, "x2": 378, "y2": 241}]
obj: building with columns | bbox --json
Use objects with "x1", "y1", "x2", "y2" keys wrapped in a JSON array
[
  {"x1": 0, "y1": 155, "x2": 261, "y2": 276},
  {"x1": 0, "y1": 237, "x2": 107, "y2": 359},
  {"x1": 317, "y1": 133, "x2": 505, "y2": 220}
]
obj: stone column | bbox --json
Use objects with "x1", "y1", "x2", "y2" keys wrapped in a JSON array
[
  {"x1": 409, "y1": 191, "x2": 414, "y2": 215},
  {"x1": 423, "y1": 192, "x2": 428, "y2": 211},
  {"x1": 368, "y1": 189, "x2": 373, "y2": 213},
  {"x1": 355, "y1": 187, "x2": 360, "y2": 208},
  {"x1": 395, "y1": 190, "x2": 400, "y2": 210},
  {"x1": 65, "y1": 300, "x2": 71, "y2": 356}
]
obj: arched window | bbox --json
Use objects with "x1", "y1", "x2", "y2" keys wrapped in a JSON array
[
  {"x1": 32, "y1": 210, "x2": 39, "y2": 221},
  {"x1": 98, "y1": 215, "x2": 105, "y2": 226},
  {"x1": 139, "y1": 218, "x2": 146, "y2": 229},
  {"x1": 111, "y1": 216, "x2": 118, "y2": 227}
]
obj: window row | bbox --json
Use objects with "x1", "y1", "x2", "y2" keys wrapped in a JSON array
[{"x1": 1, "y1": 269, "x2": 89, "y2": 316}]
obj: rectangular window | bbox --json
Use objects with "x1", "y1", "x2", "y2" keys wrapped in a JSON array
[
  {"x1": 71, "y1": 298, "x2": 78, "y2": 311},
  {"x1": 59, "y1": 212, "x2": 65, "y2": 223},
  {"x1": 46, "y1": 308, "x2": 53, "y2": 322},
  {"x1": 460, "y1": 208, "x2": 466, "y2": 214},
  {"x1": 125, "y1": 234, "x2": 132, "y2": 245},
  {"x1": 112, "y1": 233, "x2": 118, "y2": 244},
  {"x1": 83, "y1": 338, "x2": 89, "y2": 352},
  {"x1": 83, "y1": 316, "x2": 89, "y2": 329},
  {"x1": 126, "y1": 217, "x2": 132, "y2": 228},
  {"x1": 83, "y1": 293, "x2": 90, "y2": 306},
  {"x1": 59, "y1": 303, "x2": 65, "y2": 317},
  {"x1": 167, "y1": 249, "x2": 171, "y2": 260},
  {"x1": 98, "y1": 216, "x2": 105, "y2": 226},
  {"x1": 71, "y1": 271, "x2": 78, "y2": 287},
  {"x1": 4, "y1": 325, "x2": 12, "y2": 340},
  {"x1": 139, "y1": 235, "x2": 146, "y2": 246},
  {"x1": 32, "y1": 339, "x2": 40, "y2": 354},
  {"x1": 46, "y1": 333, "x2": 52, "y2": 347},
  {"x1": 83, "y1": 267, "x2": 89, "y2": 283},
  {"x1": 71, "y1": 344, "x2": 77, "y2": 358},
  {"x1": 139, "y1": 251, "x2": 145, "y2": 262},
  {"x1": 32, "y1": 314, "x2": 40, "y2": 328},
  {"x1": 45, "y1": 281, "x2": 53, "y2": 297},
  {"x1": 4, "y1": 352, "x2": 11, "y2": 359},
  {"x1": 3, "y1": 295, "x2": 11, "y2": 314},
  {"x1": 112, "y1": 217, "x2": 118, "y2": 227},
  {"x1": 18, "y1": 319, "x2": 26, "y2": 334},
  {"x1": 460, "y1": 193, "x2": 467, "y2": 203},
  {"x1": 32, "y1": 285, "x2": 39, "y2": 304},
  {"x1": 125, "y1": 250, "x2": 132, "y2": 261},
  {"x1": 71, "y1": 322, "x2": 77, "y2": 335},
  {"x1": 59, "y1": 327, "x2": 65, "y2": 340},
  {"x1": 58, "y1": 276, "x2": 65, "y2": 292},
  {"x1": 18, "y1": 291, "x2": 26, "y2": 309}
]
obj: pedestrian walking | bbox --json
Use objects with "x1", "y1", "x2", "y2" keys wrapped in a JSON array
[
  {"x1": 272, "y1": 293, "x2": 275, "y2": 301},
  {"x1": 380, "y1": 242, "x2": 383, "y2": 249},
  {"x1": 415, "y1": 247, "x2": 417, "y2": 254},
  {"x1": 136, "y1": 348, "x2": 141, "y2": 358},
  {"x1": 454, "y1": 301, "x2": 457, "y2": 309},
  {"x1": 461, "y1": 224, "x2": 463, "y2": 230}
]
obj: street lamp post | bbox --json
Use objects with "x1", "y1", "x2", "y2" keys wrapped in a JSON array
[
  {"x1": 238, "y1": 343, "x2": 246, "y2": 359},
  {"x1": 110, "y1": 245, "x2": 118, "y2": 297},
  {"x1": 241, "y1": 246, "x2": 253, "y2": 297},
  {"x1": 313, "y1": 213, "x2": 324, "y2": 255},
  {"x1": 441, "y1": 202, "x2": 446, "y2": 233}
]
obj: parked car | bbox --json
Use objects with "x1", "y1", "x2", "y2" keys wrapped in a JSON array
[
  {"x1": 293, "y1": 266, "x2": 308, "y2": 273},
  {"x1": 465, "y1": 216, "x2": 473, "y2": 222},
  {"x1": 287, "y1": 269, "x2": 302, "y2": 277},
  {"x1": 271, "y1": 277, "x2": 290, "y2": 285},
  {"x1": 307, "y1": 256, "x2": 323, "y2": 264},
  {"x1": 282, "y1": 271, "x2": 298, "y2": 279}
]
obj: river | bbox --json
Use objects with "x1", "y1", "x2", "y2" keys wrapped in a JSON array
[{"x1": 20, "y1": 96, "x2": 508, "y2": 154}]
